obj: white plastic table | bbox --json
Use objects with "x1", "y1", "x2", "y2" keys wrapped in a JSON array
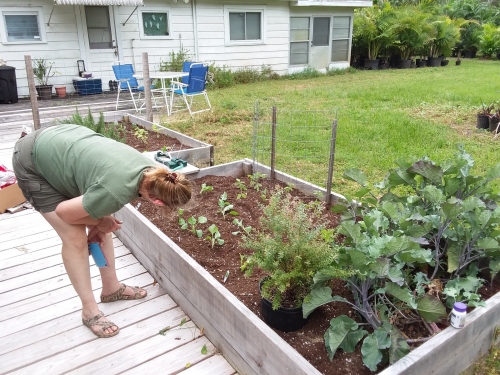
[{"x1": 134, "y1": 72, "x2": 189, "y2": 115}]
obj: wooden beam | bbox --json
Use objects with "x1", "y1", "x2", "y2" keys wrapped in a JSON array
[{"x1": 24, "y1": 56, "x2": 40, "y2": 130}]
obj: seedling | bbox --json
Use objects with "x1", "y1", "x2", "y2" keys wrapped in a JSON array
[
  {"x1": 206, "y1": 224, "x2": 224, "y2": 248},
  {"x1": 231, "y1": 218, "x2": 252, "y2": 235},
  {"x1": 217, "y1": 192, "x2": 238, "y2": 218},
  {"x1": 284, "y1": 183, "x2": 295, "y2": 193},
  {"x1": 134, "y1": 127, "x2": 148, "y2": 143},
  {"x1": 248, "y1": 172, "x2": 266, "y2": 192},
  {"x1": 223, "y1": 270, "x2": 230, "y2": 283},
  {"x1": 152, "y1": 124, "x2": 161, "y2": 138},
  {"x1": 161, "y1": 145, "x2": 171, "y2": 152},
  {"x1": 234, "y1": 178, "x2": 247, "y2": 199},
  {"x1": 200, "y1": 183, "x2": 213, "y2": 194},
  {"x1": 179, "y1": 215, "x2": 207, "y2": 238}
]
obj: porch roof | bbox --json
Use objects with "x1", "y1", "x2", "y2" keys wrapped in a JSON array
[{"x1": 54, "y1": 0, "x2": 143, "y2": 5}]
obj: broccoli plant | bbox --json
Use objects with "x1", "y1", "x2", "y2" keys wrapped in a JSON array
[
  {"x1": 179, "y1": 215, "x2": 207, "y2": 238},
  {"x1": 206, "y1": 224, "x2": 224, "y2": 248},
  {"x1": 217, "y1": 192, "x2": 238, "y2": 219},
  {"x1": 303, "y1": 145, "x2": 500, "y2": 371}
]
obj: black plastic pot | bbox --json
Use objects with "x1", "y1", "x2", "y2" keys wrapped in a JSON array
[
  {"x1": 489, "y1": 115, "x2": 500, "y2": 133},
  {"x1": 441, "y1": 59, "x2": 449, "y2": 66},
  {"x1": 427, "y1": 57, "x2": 443, "y2": 67},
  {"x1": 259, "y1": 278, "x2": 308, "y2": 332},
  {"x1": 456, "y1": 60, "x2": 462, "y2": 66},
  {"x1": 363, "y1": 59, "x2": 380, "y2": 70},
  {"x1": 416, "y1": 59, "x2": 427, "y2": 68},
  {"x1": 35, "y1": 85, "x2": 53, "y2": 100},
  {"x1": 477, "y1": 114, "x2": 490, "y2": 130}
]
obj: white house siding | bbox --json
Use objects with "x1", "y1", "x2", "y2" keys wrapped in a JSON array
[
  {"x1": 0, "y1": 1, "x2": 83, "y2": 97},
  {"x1": 195, "y1": 0, "x2": 291, "y2": 74}
]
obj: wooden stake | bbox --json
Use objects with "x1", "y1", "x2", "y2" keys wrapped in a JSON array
[
  {"x1": 142, "y1": 52, "x2": 152, "y2": 122},
  {"x1": 24, "y1": 55, "x2": 40, "y2": 130}
]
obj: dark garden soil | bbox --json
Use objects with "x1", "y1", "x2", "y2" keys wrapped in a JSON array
[
  {"x1": 122, "y1": 121, "x2": 191, "y2": 153},
  {"x1": 123, "y1": 124, "x2": 500, "y2": 375}
]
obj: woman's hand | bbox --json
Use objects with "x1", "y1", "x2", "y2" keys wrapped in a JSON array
[
  {"x1": 87, "y1": 227, "x2": 106, "y2": 248},
  {"x1": 96, "y1": 216, "x2": 123, "y2": 233}
]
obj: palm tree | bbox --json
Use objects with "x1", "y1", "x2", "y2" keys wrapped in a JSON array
[
  {"x1": 353, "y1": 3, "x2": 395, "y2": 61},
  {"x1": 387, "y1": 5, "x2": 432, "y2": 61},
  {"x1": 427, "y1": 15, "x2": 464, "y2": 58}
]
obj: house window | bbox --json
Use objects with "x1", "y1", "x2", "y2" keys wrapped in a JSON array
[
  {"x1": 85, "y1": 6, "x2": 112, "y2": 49},
  {"x1": 290, "y1": 17, "x2": 310, "y2": 65},
  {"x1": 331, "y1": 16, "x2": 350, "y2": 62},
  {"x1": 224, "y1": 6, "x2": 265, "y2": 45},
  {"x1": 139, "y1": 9, "x2": 170, "y2": 39},
  {"x1": 0, "y1": 7, "x2": 46, "y2": 44},
  {"x1": 229, "y1": 12, "x2": 261, "y2": 40}
]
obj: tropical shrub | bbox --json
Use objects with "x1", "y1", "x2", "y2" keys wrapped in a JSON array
[
  {"x1": 479, "y1": 23, "x2": 500, "y2": 57},
  {"x1": 303, "y1": 145, "x2": 500, "y2": 371}
]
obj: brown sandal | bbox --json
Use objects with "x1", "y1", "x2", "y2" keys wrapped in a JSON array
[
  {"x1": 100, "y1": 283, "x2": 147, "y2": 303},
  {"x1": 82, "y1": 311, "x2": 120, "y2": 338}
]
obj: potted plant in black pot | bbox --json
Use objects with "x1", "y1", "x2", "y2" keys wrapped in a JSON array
[
  {"x1": 477, "y1": 102, "x2": 495, "y2": 130},
  {"x1": 427, "y1": 15, "x2": 462, "y2": 67},
  {"x1": 489, "y1": 103, "x2": 500, "y2": 134},
  {"x1": 33, "y1": 58, "x2": 56, "y2": 100},
  {"x1": 353, "y1": 4, "x2": 395, "y2": 70},
  {"x1": 240, "y1": 187, "x2": 352, "y2": 332}
]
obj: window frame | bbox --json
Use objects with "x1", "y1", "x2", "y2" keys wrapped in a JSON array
[
  {"x1": 289, "y1": 16, "x2": 310, "y2": 66},
  {"x1": 138, "y1": 8, "x2": 172, "y2": 40},
  {"x1": 224, "y1": 5, "x2": 265, "y2": 46},
  {"x1": 331, "y1": 15, "x2": 351, "y2": 62},
  {"x1": 85, "y1": 5, "x2": 113, "y2": 50},
  {"x1": 0, "y1": 7, "x2": 47, "y2": 45}
]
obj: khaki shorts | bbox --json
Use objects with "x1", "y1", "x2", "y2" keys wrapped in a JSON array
[{"x1": 12, "y1": 128, "x2": 68, "y2": 213}]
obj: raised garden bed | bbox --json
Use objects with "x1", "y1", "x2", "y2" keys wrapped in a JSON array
[{"x1": 115, "y1": 160, "x2": 500, "y2": 375}]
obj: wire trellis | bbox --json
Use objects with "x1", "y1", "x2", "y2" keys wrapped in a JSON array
[{"x1": 252, "y1": 102, "x2": 338, "y2": 204}]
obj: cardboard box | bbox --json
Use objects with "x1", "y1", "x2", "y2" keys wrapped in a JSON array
[{"x1": 0, "y1": 183, "x2": 27, "y2": 213}]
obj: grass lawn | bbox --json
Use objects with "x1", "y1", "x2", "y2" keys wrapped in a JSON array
[{"x1": 160, "y1": 58, "x2": 500, "y2": 197}]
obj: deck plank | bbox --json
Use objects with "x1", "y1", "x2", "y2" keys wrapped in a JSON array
[{"x1": 0, "y1": 103, "x2": 236, "y2": 375}]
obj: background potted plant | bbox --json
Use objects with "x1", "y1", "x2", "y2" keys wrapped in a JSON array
[
  {"x1": 353, "y1": 3, "x2": 395, "y2": 70},
  {"x1": 33, "y1": 58, "x2": 56, "y2": 100},
  {"x1": 477, "y1": 102, "x2": 495, "y2": 129},
  {"x1": 426, "y1": 15, "x2": 463, "y2": 66},
  {"x1": 240, "y1": 186, "x2": 352, "y2": 332}
]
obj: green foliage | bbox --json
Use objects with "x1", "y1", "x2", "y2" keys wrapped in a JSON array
[
  {"x1": 241, "y1": 187, "x2": 353, "y2": 310},
  {"x1": 248, "y1": 172, "x2": 266, "y2": 192},
  {"x1": 217, "y1": 192, "x2": 238, "y2": 218},
  {"x1": 304, "y1": 145, "x2": 500, "y2": 371},
  {"x1": 133, "y1": 126, "x2": 148, "y2": 143},
  {"x1": 234, "y1": 179, "x2": 247, "y2": 199},
  {"x1": 479, "y1": 23, "x2": 500, "y2": 57},
  {"x1": 160, "y1": 45, "x2": 191, "y2": 72},
  {"x1": 206, "y1": 223, "x2": 224, "y2": 248},
  {"x1": 200, "y1": 183, "x2": 214, "y2": 194},
  {"x1": 231, "y1": 218, "x2": 252, "y2": 236},
  {"x1": 179, "y1": 215, "x2": 207, "y2": 238},
  {"x1": 61, "y1": 108, "x2": 126, "y2": 143},
  {"x1": 32, "y1": 58, "x2": 56, "y2": 85}
]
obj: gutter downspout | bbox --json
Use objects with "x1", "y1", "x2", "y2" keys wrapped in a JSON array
[{"x1": 191, "y1": 0, "x2": 199, "y2": 61}]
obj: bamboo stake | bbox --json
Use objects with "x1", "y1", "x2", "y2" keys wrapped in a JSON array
[{"x1": 24, "y1": 55, "x2": 40, "y2": 130}]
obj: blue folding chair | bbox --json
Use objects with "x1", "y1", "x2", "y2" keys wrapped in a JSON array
[
  {"x1": 170, "y1": 63, "x2": 211, "y2": 116},
  {"x1": 112, "y1": 61, "x2": 156, "y2": 112}
]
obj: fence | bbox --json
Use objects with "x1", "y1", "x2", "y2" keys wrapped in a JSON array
[{"x1": 252, "y1": 103, "x2": 338, "y2": 204}]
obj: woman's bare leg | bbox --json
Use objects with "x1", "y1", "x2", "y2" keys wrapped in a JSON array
[{"x1": 41, "y1": 211, "x2": 118, "y2": 335}]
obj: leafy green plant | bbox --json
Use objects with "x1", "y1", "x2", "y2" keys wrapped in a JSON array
[
  {"x1": 241, "y1": 187, "x2": 353, "y2": 310},
  {"x1": 234, "y1": 179, "x2": 247, "y2": 199},
  {"x1": 200, "y1": 183, "x2": 214, "y2": 194},
  {"x1": 231, "y1": 218, "x2": 252, "y2": 236},
  {"x1": 217, "y1": 192, "x2": 238, "y2": 218},
  {"x1": 159, "y1": 45, "x2": 191, "y2": 72},
  {"x1": 133, "y1": 126, "x2": 148, "y2": 143},
  {"x1": 206, "y1": 224, "x2": 224, "y2": 248},
  {"x1": 248, "y1": 172, "x2": 266, "y2": 192},
  {"x1": 32, "y1": 58, "x2": 57, "y2": 86},
  {"x1": 61, "y1": 108, "x2": 126, "y2": 143},
  {"x1": 179, "y1": 215, "x2": 207, "y2": 238},
  {"x1": 152, "y1": 124, "x2": 161, "y2": 138},
  {"x1": 303, "y1": 145, "x2": 500, "y2": 371}
]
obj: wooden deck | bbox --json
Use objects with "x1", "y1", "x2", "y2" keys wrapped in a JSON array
[{"x1": 0, "y1": 109, "x2": 237, "y2": 375}]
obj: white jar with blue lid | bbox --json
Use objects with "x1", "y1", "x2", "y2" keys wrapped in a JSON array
[{"x1": 450, "y1": 302, "x2": 467, "y2": 328}]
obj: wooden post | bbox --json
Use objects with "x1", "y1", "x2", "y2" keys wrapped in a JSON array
[
  {"x1": 142, "y1": 52, "x2": 153, "y2": 122},
  {"x1": 325, "y1": 119, "x2": 338, "y2": 205},
  {"x1": 24, "y1": 55, "x2": 40, "y2": 130}
]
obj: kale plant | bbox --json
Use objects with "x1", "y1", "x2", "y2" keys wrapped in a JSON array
[{"x1": 303, "y1": 145, "x2": 500, "y2": 371}]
